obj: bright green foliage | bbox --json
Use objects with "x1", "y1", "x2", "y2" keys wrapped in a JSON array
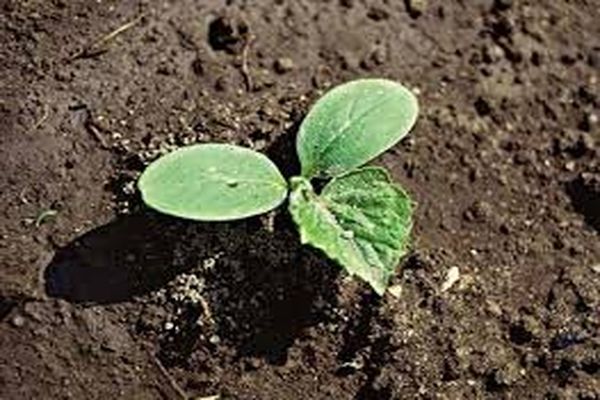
[
  {"x1": 138, "y1": 144, "x2": 287, "y2": 221},
  {"x1": 289, "y1": 168, "x2": 413, "y2": 294},
  {"x1": 138, "y1": 78, "x2": 419, "y2": 295},
  {"x1": 297, "y1": 79, "x2": 418, "y2": 178}
]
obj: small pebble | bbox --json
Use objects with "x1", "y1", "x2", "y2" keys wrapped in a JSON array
[
  {"x1": 441, "y1": 266, "x2": 460, "y2": 292},
  {"x1": 406, "y1": 0, "x2": 427, "y2": 18},
  {"x1": 11, "y1": 315, "x2": 25, "y2": 328},
  {"x1": 164, "y1": 321, "x2": 175, "y2": 331},
  {"x1": 564, "y1": 161, "x2": 576, "y2": 171},
  {"x1": 483, "y1": 44, "x2": 505, "y2": 63},
  {"x1": 203, "y1": 257, "x2": 217, "y2": 270},
  {"x1": 486, "y1": 300, "x2": 503, "y2": 316},
  {"x1": 388, "y1": 284, "x2": 403, "y2": 299},
  {"x1": 274, "y1": 57, "x2": 294, "y2": 74}
]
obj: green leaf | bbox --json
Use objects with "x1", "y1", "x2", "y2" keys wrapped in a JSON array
[
  {"x1": 289, "y1": 167, "x2": 413, "y2": 294},
  {"x1": 297, "y1": 79, "x2": 419, "y2": 178},
  {"x1": 138, "y1": 144, "x2": 288, "y2": 221}
]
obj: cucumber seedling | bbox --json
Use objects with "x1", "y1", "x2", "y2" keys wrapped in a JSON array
[{"x1": 138, "y1": 79, "x2": 419, "y2": 294}]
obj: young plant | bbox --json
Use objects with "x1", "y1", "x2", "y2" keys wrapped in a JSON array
[{"x1": 138, "y1": 79, "x2": 418, "y2": 295}]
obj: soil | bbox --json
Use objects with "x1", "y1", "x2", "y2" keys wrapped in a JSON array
[{"x1": 1, "y1": 0, "x2": 599, "y2": 399}]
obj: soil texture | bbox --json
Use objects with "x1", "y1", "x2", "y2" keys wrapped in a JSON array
[{"x1": 1, "y1": 0, "x2": 599, "y2": 399}]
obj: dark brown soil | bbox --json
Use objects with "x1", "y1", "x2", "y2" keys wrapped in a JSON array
[{"x1": 1, "y1": 0, "x2": 599, "y2": 399}]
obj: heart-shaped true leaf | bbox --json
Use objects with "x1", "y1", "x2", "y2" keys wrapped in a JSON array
[
  {"x1": 289, "y1": 167, "x2": 413, "y2": 294},
  {"x1": 139, "y1": 144, "x2": 287, "y2": 221},
  {"x1": 297, "y1": 79, "x2": 418, "y2": 178}
]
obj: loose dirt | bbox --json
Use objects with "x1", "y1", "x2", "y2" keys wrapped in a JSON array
[{"x1": 1, "y1": 0, "x2": 598, "y2": 399}]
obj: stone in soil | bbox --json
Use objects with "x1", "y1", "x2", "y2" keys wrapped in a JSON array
[{"x1": 405, "y1": 0, "x2": 427, "y2": 18}]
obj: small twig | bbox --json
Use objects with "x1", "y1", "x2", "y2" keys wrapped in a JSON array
[
  {"x1": 70, "y1": 15, "x2": 144, "y2": 60},
  {"x1": 213, "y1": 119, "x2": 237, "y2": 130},
  {"x1": 19, "y1": 189, "x2": 29, "y2": 204},
  {"x1": 33, "y1": 105, "x2": 49, "y2": 130},
  {"x1": 240, "y1": 33, "x2": 255, "y2": 91},
  {"x1": 152, "y1": 356, "x2": 188, "y2": 400},
  {"x1": 85, "y1": 119, "x2": 110, "y2": 149},
  {"x1": 198, "y1": 294, "x2": 214, "y2": 326},
  {"x1": 79, "y1": 107, "x2": 112, "y2": 149}
]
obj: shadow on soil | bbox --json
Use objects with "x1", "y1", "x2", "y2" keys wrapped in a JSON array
[
  {"x1": 44, "y1": 129, "x2": 339, "y2": 365},
  {"x1": 45, "y1": 211, "x2": 180, "y2": 304},
  {"x1": 44, "y1": 208, "x2": 339, "y2": 364},
  {"x1": 566, "y1": 173, "x2": 600, "y2": 232}
]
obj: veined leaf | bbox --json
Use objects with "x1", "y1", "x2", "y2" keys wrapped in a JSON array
[
  {"x1": 139, "y1": 144, "x2": 287, "y2": 221},
  {"x1": 289, "y1": 167, "x2": 413, "y2": 294},
  {"x1": 297, "y1": 79, "x2": 419, "y2": 178}
]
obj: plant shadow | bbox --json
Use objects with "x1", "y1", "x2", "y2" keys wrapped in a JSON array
[
  {"x1": 44, "y1": 208, "x2": 339, "y2": 364},
  {"x1": 45, "y1": 211, "x2": 187, "y2": 303},
  {"x1": 44, "y1": 127, "x2": 340, "y2": 365}
]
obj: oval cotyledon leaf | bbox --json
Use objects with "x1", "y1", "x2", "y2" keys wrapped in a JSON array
[
  {"x1": 289, "y1": 167, "x2": 413, "y2": 295},
  {"x1": 297, "y1": 79, "x2": 419, "y2": 178},
  {"x1": 138, "y1": 144, "x2": 288, "y2": 221}
]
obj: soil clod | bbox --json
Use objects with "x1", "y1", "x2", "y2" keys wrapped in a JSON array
[{"x1": 208, "y1": 14, "x2": 250, "y2": 54}]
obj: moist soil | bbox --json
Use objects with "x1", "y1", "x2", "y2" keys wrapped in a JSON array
[{"x1": 1, "y1": 0, "x2": 599, "y2": 399}]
